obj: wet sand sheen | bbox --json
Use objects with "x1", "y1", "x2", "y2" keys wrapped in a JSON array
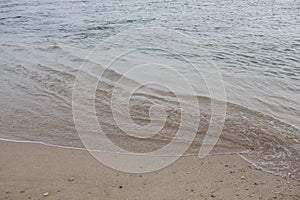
[{"x1": 1, "y1": 55, "x2": 299, "y2": 180}]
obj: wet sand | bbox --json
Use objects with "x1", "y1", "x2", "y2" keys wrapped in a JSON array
[{"x1": 0, "y1": 140, "x2": 299, "y2": 200}]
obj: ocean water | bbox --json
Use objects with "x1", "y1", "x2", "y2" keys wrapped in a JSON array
[{"x1": 0, "y1": 0, "x2": 299, "y2": 177}]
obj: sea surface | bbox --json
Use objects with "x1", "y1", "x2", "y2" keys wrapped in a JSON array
[{"x1": 0, "y1": 0, "x2": 299, "y2": 178}]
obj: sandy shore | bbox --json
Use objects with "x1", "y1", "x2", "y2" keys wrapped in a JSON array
[{"x1": 0, "y1": 140, "x2": 299, "y2": 200}]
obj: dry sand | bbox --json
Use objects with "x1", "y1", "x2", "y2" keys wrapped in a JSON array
[{"x1": 0, "y1": 140, "x2": 299, "y2": 200}]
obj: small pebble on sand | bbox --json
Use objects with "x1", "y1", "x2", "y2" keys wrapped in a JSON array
[
  {"x1": 43, "y1": 192, "x2": 49, "y2": 197},
  {"x1": 68, "y1": 177, "x2": 75, "y2": 182}
]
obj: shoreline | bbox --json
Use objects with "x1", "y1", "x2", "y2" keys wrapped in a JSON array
[
  {"x1": 0, "y1": 140, "x2": 299, "y2": 199},
  {"x1": 0, "y1": 137, "x2": 293, "y2": 179}
]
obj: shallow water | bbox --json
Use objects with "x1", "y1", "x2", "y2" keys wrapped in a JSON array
[{"x1": 0, "y1": 0, "x2": 299, "y2": 178}]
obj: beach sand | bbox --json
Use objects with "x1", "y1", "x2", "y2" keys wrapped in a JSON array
[{"x1": 0, "y1": 140, "x2": 299, "y2": 200}]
